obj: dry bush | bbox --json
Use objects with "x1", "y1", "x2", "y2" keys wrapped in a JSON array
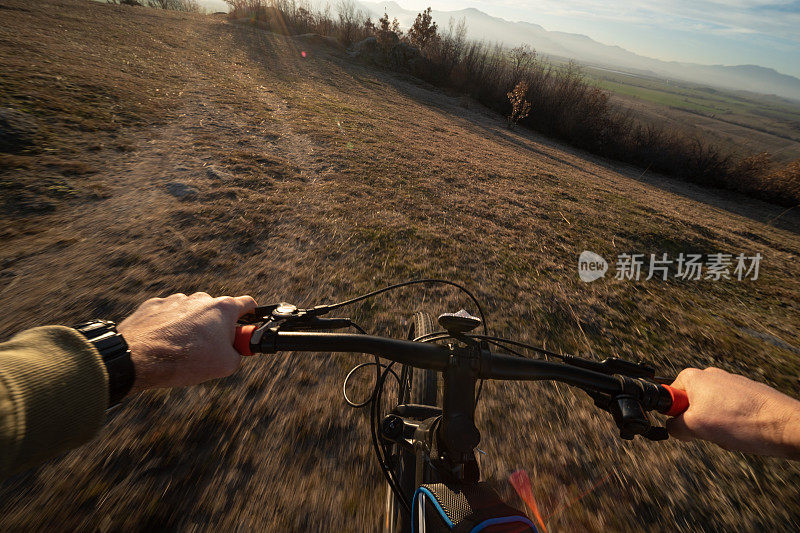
[
  {"x1": 731, "y1": 152, "x2": 772, "y2": 191},
  {"x1": 506, "y1": 81, "x2": 531, "y2": 129},
  {"x1": 178, "y1": 0, "x2": 202, "y2": 12},
  {"x1": 432, "y1": 17, "x2": 466, "y2": 73},
  {"x1": 111, "y1": 0, "x2": 203, "y2": 11},
  {"x1": 509, "y1": 44, "x2": 536, "y2": 81},
  {"x1": 761, "y1": 159, "x2": 800, "y2": 205},
  {"x1": 292, "y1": 6, "x2": 316, "y2": 33},
  {"x1": 406, "y1": 7, "x2": 438, "y2": 52},
  {"x1": 226, "y1": 0, "x2": 270, "y2": 23},
  {"x1": 336, "y1": 0, "x2": 368, "y2": 46},
  {"x1": 376, "y1": 12, "x2": 401, "y2": 52}
]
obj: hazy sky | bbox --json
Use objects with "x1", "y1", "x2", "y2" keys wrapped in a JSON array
[{"x1": 371, "y1": 1, "x2": 800, "y2": 77}]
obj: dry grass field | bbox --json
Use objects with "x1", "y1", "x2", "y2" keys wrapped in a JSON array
[
  {"x1": 1, "y1": 0, "x2": 800, "y2": 530},
  {"x1": 581, "y1": 66, "x2": 800, "y2": 163}
]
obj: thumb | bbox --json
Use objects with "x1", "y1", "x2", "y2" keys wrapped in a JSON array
[
  {"x1": 665, "y1": 368, "x2": 699, "y2": 441},
  {"x1": 665, "y1": 414, "x2": 694, "y2": 441},
  {"x1": 217, "y1": 345, "x2": 243, "y2": 378},
  {"x1": 669, "y1": 367, "x2": 700, "y2": 391}
]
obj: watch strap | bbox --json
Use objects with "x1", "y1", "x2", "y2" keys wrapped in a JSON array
[{"x1": 73, "y1": 320, "x2": 135, "y2": 406}]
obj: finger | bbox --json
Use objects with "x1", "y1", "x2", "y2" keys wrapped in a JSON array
[
  {"x1": 213, "y1": 296, "x2": 257, "y2": 328},
  {"x1": 670, "y1": 367, "x2": 700, "y2": 390},
  {"x1": 232, "y1": 295, "x2": 257, "y2": 315},
  {"x1": 218, "y1": 347, "x2": 243, "y2": 377},
  {"x1": 665, "y1": 415, "x2": 695, "y2": 441},
  {"x1": 190, "y1": 291, "x2": 211, "y2": 300}
]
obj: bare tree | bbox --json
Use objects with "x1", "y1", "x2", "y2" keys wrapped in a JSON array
[
  {"x1": 509, "y1": 44, "x2": 536, "y2": 80},
  {"x1": 336, "y1": 0, "x2": 366, "y2": 45}
]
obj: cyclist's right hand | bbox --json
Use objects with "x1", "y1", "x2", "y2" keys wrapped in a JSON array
[{"x1": 666, "y1": 367, "x2": 800, "y2": 459}]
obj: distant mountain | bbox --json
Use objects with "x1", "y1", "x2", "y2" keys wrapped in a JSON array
[
  {"x1": 199, "y1": 0, "x2": 228, "y2": 12},
  {"x1": 358, "y1": 1, "x2": 800, "y2": 102}
]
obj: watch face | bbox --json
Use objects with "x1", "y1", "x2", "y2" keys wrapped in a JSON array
[{"x1": 74, "y1": 320, "x2": 115, "y2": 336}]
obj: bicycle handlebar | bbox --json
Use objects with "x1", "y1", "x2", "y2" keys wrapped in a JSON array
[{"x1": 234, "y1": 326, "x2": 689, "y2": 417}]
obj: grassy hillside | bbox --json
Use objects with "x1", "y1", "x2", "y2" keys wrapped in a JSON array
[{"x1": 1, "y1": 0, "x2": 800, "y2": 530}]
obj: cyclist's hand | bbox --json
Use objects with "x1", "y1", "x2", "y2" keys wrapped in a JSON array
[
  {"x1": 117, "y1": 292, "x2": 256, "y2": 395},
  {"x1": 666, "y1": 367, "x2": 800, "y2": 459}
]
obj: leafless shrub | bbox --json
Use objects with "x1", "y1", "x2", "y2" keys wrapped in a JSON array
[
  {"x1": 293, "y1": 6, "x2": 315, "y2": 33},
  {"x1": 438, "y1": 17, "x2": 466, "y2": 69},
  {"x1": 509, "y1": 44, "x2": 535, "y2": 81},
  {"x1": 108, "y1": 0, "x2": 203, "y2": 11},
  {"x1": 731, "y1": 152, "x2": 772, "y2": 191},
  {"x1": 226, "y1": 0, "x2": 270, "y2": 23},
  {"x1": 336, "y1": 0, "x2": 368, "y2": 46},
  {"x1": 144, "y1": 0, "x2": 203, "y2": 11}
]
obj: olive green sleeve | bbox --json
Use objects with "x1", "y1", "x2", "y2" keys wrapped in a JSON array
[{"x1": 0, "y1": 326, "x2": 108, "y2": 477}]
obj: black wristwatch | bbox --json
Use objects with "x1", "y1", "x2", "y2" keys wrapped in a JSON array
[{"x1": 73, "y1": 320, "x2": 135, "y2": 407}]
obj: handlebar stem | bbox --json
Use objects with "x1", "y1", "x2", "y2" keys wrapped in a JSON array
[{"x1": 439, "y1": 343, "x2": 481, "y2": 471}]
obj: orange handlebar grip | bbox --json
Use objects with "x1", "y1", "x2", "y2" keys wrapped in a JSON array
[
  {"x1": 234, "y1": 325, "x2": 256, "y2": 356},
  {"x1": 662, "y1": 385, "x2": 689, "y2": 416}
]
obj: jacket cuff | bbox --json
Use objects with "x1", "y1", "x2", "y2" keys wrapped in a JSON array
[{"x1": 0, "y1": 325, "x2": 108, "y2": 476}]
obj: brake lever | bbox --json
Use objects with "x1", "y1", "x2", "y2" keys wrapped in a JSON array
[
  {"x1": 237, "y1": 304, "x2": 281, "y2": 324},
  {"x1": 238, "y1": 301, "x2": 360, "y2": 354},
  {"x1": 238, "y1": 302, "x2": 336, "y2": 325},
  {"x1": 582, "y1": 388, "x2": 671, "y2": 441}
]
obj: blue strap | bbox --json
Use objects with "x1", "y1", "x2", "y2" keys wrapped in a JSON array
[
  {"x1": 412, "y1": 487, "x2": 455, "y2": 532},
  {"x1": 470, "y1": 515, "x2": 538, "y2": 532}
]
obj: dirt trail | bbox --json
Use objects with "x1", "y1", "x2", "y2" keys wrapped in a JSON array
[
  {"x1": 1, "y1": 13, "x2": 330, "y2": 330},
  {"x1": 2, "y1": 2, "x2": 800, "y2": 531}
]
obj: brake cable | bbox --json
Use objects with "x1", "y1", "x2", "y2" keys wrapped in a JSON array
[
  {"x1": 308, "y1": 278, "x2": 489, "y2": 336},
  {"x1": 325, "y1": 279, "x2": 491, "y2": 414},
  {"x1": 371, "y1": 361, "x2": 413, "y2": 513},
  {"x1": 343, "y1": 361, "x2": 400, "y2": 408},
  {"x1": 466, "y1": 334, "x2": 568, "y2": 360}
]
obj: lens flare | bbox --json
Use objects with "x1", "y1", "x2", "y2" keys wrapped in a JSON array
[
  {"x1": 510, "y1": 467, "x2": 614, "y2": 531},
  {"x1": 509, "y1": 469, "x2": 548, "y2": 533}
]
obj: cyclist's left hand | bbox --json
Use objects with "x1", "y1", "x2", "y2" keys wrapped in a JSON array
[{"x1": 118, "y1": 292, "x2": 256, "y2": 396}]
